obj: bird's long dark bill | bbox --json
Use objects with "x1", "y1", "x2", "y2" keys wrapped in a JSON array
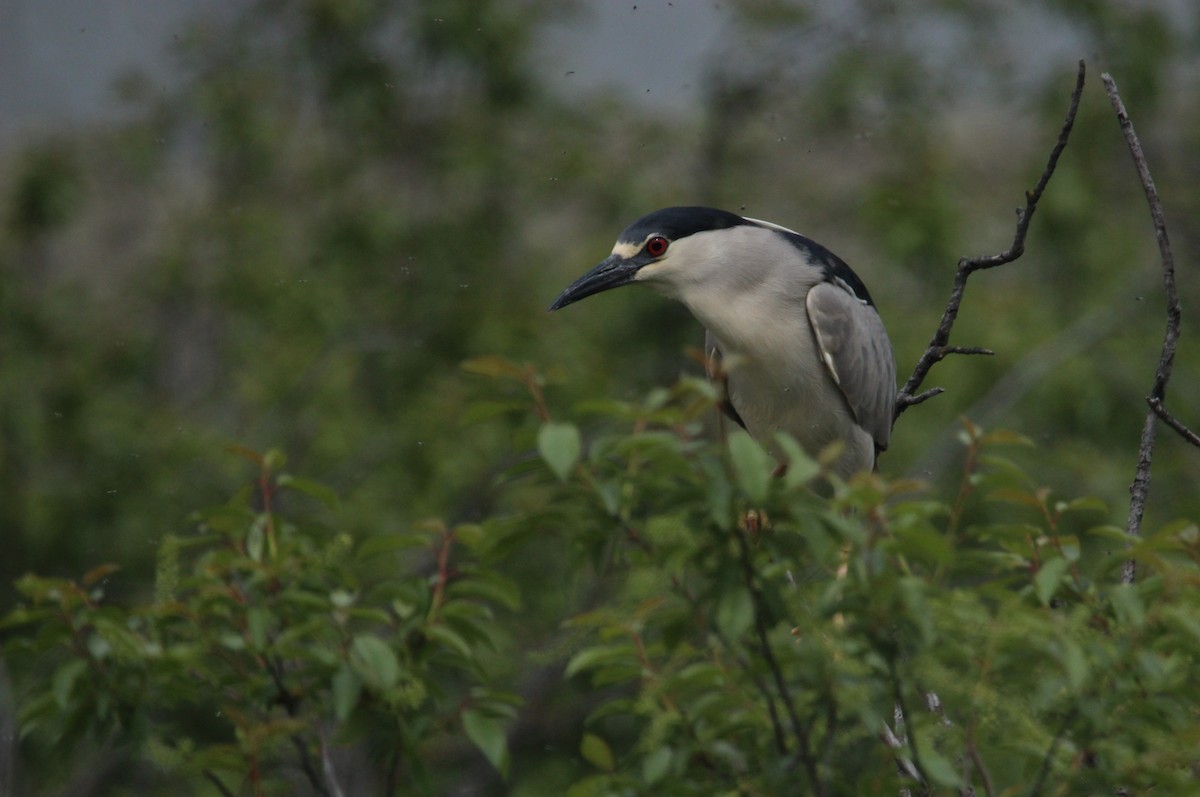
[{"x1": 548, "y1": 255, "x2": 640, "y2": 311}]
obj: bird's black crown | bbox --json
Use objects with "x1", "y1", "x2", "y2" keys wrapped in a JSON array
[{"x1": 617, "y1": 206, "x2": 751, "y2": 245}]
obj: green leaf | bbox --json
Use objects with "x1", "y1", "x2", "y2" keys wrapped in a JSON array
[
  {"x1": 1109, "y1": 584, "x2": 1145, "y2": 628},
  {"x1": 1087, "y1": 524, "x2": 1134, "y2": 544},
  {"x1": 447, "y1": 573, "x2": 522, "y2": 611},
  {"x1": 246, "y1": 515, "x2": 266, "y2": 562},
  {"x1": 350, "y1": 635, "x2": 400, "y2": 691},
  {"x1": 701, "y1": 457, "x2": 733, "y2": 527},
  {"x1": 894, "y1": 522, "x2": 953, "y2": 568},
  {"x1": 1061, "y1": 495, "x2": 1107, "y2": 515},
  {"x1": 1152, "y1": 518, "x2": 1200, "y2": 542},
  {"x1": 276, "y1": 474, "x2": 340, "y2": 509},
  {"x1": 52, "y1": 659, "x2": 88, "y2": 709},
  {"x1": 461, "y1": 399, "x2": 527, "y2": 425},
  {"x1": 355, "y1": 533, "x2": 430, "y2": 560},
  {"x1": 1034, "y1": 557, "x2": 1070, "y2": 605},
  {"x1": 1164, "y1": 605, "x2": 1200, "y2": 645},
  {"x1": 331, "y1": 665, "x2": 362, "y2": 721},
  {"x1": 425, "y1": 623, "x2": 473, "y2": 659},
  {"x1": 775, "y1": 433, "x2": 820, "y2": 489},
  {"x1": 263, "y1": 448, "x2": 287, "y2": 472},
  {"x1": 986, "y1": 487, "x2": 1044, "y2": 510},
  {"x1": 0, "y1": 607, "x2": 55, "y2": 631},
  {"x1": 715, "y1": 584, "x2": 754, "y2": 640},
  {"x1": 1061, "y1": 637, "x2": 1088, "y2": 691},
  {"x1": 538, "y1": 422, "x2": 581, "y2": 481},
  {"x1": 461, "y1": 355, "x2": 525, "y2": 381},
  {"x1": 564, "y1": 643, "x2": 637, "y2": 680},
  {"x1": 580, "y1": 732, "x2": 615, "y2": 772},
  {"x1": 247, "y1": 606, "x2": 270, "y2": 650},
  {"x1": 978, "y1": 428, "x2": 1034, "y2": 448},
  {"x1": 642, "y1": 747, "x2": 673, "y2": 784},
  {"x1": 728, "y1": 430, "x2": 771, "y2": 504},
  {"x1": 915, "y1": 734, "x2": 962, "y2": 787},
  {"x1": 463, "y1": 709, "x2": 510, "y2": 777},
  {"x1": 92, "y1": 616, "x2": 144, "y2": 659}
]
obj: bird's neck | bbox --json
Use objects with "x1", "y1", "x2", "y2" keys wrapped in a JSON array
[{"x1": 678, "y1": 276, "x2": 806, "y2": 362}]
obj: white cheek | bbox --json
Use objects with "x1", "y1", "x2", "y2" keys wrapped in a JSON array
[{"x1": 633, "y1": 259, "x2": 685, "y2": 298}]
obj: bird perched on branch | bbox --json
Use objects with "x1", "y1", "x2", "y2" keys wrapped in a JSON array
[{"x1": 549, "y1": 206, "x2": 896, "y2": 480}]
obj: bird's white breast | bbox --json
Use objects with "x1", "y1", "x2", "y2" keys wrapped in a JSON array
[{"x1": 638, "y1": 225, "x2": 876, "y2": 475}]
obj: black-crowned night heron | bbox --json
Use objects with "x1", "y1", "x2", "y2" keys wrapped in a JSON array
[{"x1": 549, "y1": 206, "x2": 896, "y2": 479}]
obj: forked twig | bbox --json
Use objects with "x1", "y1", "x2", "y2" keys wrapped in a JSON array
[
  {"x1": 732, "y1": 525, "x2": 825, "y2": 796},
  {"x1": 895, "y1": 61, "x2": 1087, "y2": 420},
  {"x1": 1102, "y1": 71, "x2": 1187, "y2": 582},
  {"x1": 1148, "y1": 397, "x2": 1200, "y2": 447}
]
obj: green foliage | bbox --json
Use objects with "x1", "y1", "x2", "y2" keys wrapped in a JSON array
[
  {"x1": 4, "y1": 446, "x2": 521, "y2": 794},
  {"x1": 536, "y1": 394, "x2": 1200, "y2": 796},
  {"x1": 3, "y1": 0, "x2": 1200, "y2": 793},
  {"x1": 6, "y1": 374, "x2": 1200, "y2": 794}
]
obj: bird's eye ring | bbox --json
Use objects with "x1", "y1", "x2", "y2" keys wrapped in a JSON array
[{"x1": 645, "y1": 236, "x2": 669, "y2": 257}]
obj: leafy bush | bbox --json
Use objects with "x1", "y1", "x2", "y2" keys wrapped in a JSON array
[
  {"x1": 4, "y1": 447, "x2": 521, "y2": 794},
  {"x1": 5, "y1": 369, "x2": 1199, "y2": 795}
]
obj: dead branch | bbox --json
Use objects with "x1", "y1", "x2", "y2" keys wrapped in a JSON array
[
  {"x1": 894, "y1": 61, "x2": 1086, "y2": 420},
  {"x1": 1102, "y1": 72, "x2": 1185, "y2": 582},
  {"x1": 1148, "y1": 397, "x2": 1200, "y2": 447}
]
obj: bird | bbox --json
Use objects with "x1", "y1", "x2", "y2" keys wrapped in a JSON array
[{"x1": 548, "y1": 206, "x2": 896, "y2": 480}]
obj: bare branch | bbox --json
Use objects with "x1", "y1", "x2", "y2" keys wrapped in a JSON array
[
  {"x1": 888, "y1": 664, "x2": 929, "y2": 791},
  {"x1": 942, "y1": 346, "x2": 995, "y2": 357},
  {"x1": 267, "y1": 655, "x2": 332, "y2": 797},
  {"x1": 203, "y1": 769, "x2": 238, "y2": 797},
  {"x1": 1148, "y1": 396, "x2": 1200, "y2": 448},
  {"x1": 880, "y1": 718, "x2": 923, "y2": 784},
  {"x1": 1102, "y1": 71, "x2": 1183, "y2": 578},
  {"x1": 319, "y1": 726, "x2": 348, "y2": 797},
  {"x1": 965, "y1": 732, "x2": 997, "y2": 797},
  {"x1": 895, "y1": 61, "x2": 1086, "y2": 420},
  {"x1": 1026, "y1": 711, "x2": 1074, "y2": 797}
]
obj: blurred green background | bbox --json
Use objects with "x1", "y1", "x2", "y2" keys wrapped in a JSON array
[
  {"x1": 1, "y1": 0, "x2": 1198, "y2": 789},
  {"x1": 3, "y1": 0, "x2": 1196, "y2": 586}
]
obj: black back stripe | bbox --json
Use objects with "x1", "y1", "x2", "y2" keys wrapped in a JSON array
[{"x1": 766, "y1": 228, "x2": 876, "y2": 307}]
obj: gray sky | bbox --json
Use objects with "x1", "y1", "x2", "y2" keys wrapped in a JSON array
[
  {"x1": 2, "y1": 0, "x2": 1196, "y2": 150},
  {"x1": 0, "y1": 0, "x2": 237, "y2": 145},
  {"x1": 0, "y1": 0, "x2": 733, "y2": 148}
]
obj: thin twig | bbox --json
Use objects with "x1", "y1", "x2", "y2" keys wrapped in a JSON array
[
  {"x1": 204, "y1": 768, "x2": 238, "y2": 797},
  {"x1": 819, "y1": 691, "x2": 840, "y2": 773},
  {"x1": 671, "y1": 573, "x2": 789, "y2": 755},
  {"x1": 1148, "y1": 396, "x2": 1200, "y2": 447},
  {"x1": 895, "y1": 60, "x2": 1086, "y2": 420},
  {"x1": 1103, "y1": 72, "x2": 1185, "y2": 577},
  {"x1": 319, "y1": 725, "x2": 347, "y2": 797},
  {"x1": 1026, "y1": 711, "x2": 1074, "y2": 797},
  {"x1": 733, "y1": 525, "x2": 825, "y2": 796},
  {"x1": 889, "y1": 663, "x2": 928, "y2": 790},
  {"x1": 965, "y1": 724, "x2": 997, "y2": 797},
  {"x1": 267, "y1": 656, "x2": 332, "y2": 797},
  {"x1": 881, "y1": 713, "x2": 922, "y2": 783}
]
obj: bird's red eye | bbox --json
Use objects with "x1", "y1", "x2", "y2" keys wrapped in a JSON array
[{"x1": 645, "y1": 236, "x2": 669, "y2": 257}]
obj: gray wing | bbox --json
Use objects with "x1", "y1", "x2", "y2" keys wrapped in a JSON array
[
  {"x1": 805, "y1": 281, "x2": 896, "y2": 451},
  {"x1": 704, "y1": 330, "x2": 748, "y2": 430}
]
